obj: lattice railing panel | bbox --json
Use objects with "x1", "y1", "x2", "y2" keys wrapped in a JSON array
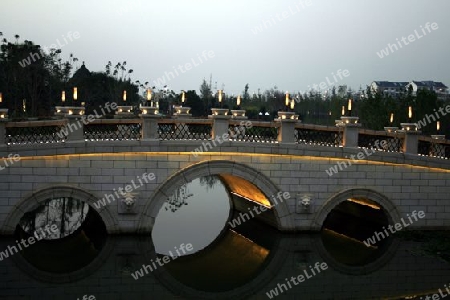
[
  {"x1": 358, "y1": 134, "x2": 402, "y2": 153},
  {"x1": 229, "y1": 125, "x2": 278, "y2": 143},
  {"x1": 296, "y1": 128, "x2": 342, "y2": 147},
  {"x1": 158, "y1": 123, "x2": 212, "y2": 140},
  {"x1": 6, "y1": 126, "x2": 66, "y2": 145},
  {"x1": 418, "y1": 139, "x2": 450, "y2": 159},
  {"x1": 84, "y1": 123, "x2": 141, "y2": 141}
]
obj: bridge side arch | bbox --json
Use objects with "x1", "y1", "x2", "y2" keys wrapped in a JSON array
[
  {"x1": 311, "y1": 188, "x2": 402, "y2": 230},
  {"x1": 1, "y1": 184, "x2": 119, "y2": 235},
  {"x1": 138, "y1": 160, "x2": 294, "y2": 232}
]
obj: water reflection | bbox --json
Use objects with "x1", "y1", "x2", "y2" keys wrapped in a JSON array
[
  {"x1": 1, "y1": 226, "x2": 449, "y2": 299},
  {"x1": 152, "y1": 175, "x2": 232, "y2": 256},
  {"x1": 14, "y1": 197, "x2": 107, "y2": 274},
  {"x1": 19, "y1": 197, "x2": 89, "y2": 239},
  {"x1": 321, "y1": 197, "x2": 393, "y2": 268},
  {"x1": 159, "y1": 220, "x2": 279, "y2": 293}
]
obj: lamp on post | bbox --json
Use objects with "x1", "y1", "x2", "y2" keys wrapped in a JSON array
[
  {"x1": 147, "y1": 88, "x2": 152, "y2": 106},
  {"x1": 115, "y1": 89, "x2": 133, "y2": 118},
  {"x1": 431, "y1": 120, "x2": 445, "y2": 141},
  {"x1": 347, "y1": 99, "x2": 352, "y2": 116},
  {"x1": 231, "y1": 94, "x2": 247, "y2": 119},
  {"x1": 55, "y1": 86, "x2": 84, "y2": 117},
  {"x1": 276, "y1": 90, "x2": 298, "y2": 121},
  {"x1": 218, "y1": 90, "x2": 223, "y2": 108},
  {"x1": 173, "y1": 90, "x2": 191, "y2": 118},
  {"x1": 384, "y1": 112, "x2": 398, "y2": 133},
  {"x1": 0, "y1": 92, "x2": 8, "y2": 119},
  {"x1": 209, "y1": 89, "x2": 228, "y2": 117},
  {"x1": 400, "y1": 106, "x2": 418, "y2": 132},
  {"x1": 140, "y1": 88, "x2": 160, "y2": 116},
  {"x1": 285, "y1": 91, "x2": 290, "y2": 111}
]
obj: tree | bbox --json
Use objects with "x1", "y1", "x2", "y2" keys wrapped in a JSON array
[
  {"x1": 199, "y1": 79, "x2": 211, "y2": 115},
  {"x1": 243, "y1": 83, "x2": 250, "y2": 102},
  {"x1": 184, "y1": 90, "x2": 204, "y2": 117}
]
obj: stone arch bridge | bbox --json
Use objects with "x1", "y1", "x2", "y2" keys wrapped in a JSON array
[{"x1": 0, "y1": 114, "x2": 450, "y2": 235}]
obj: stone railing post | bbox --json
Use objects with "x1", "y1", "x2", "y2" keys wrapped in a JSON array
[
  {"x1": 65, "y1": 115, "x2": 85, "y2": 143},
  {"x1": 399, "y1": 123, "x2": 420, "y2": 154},
  {"x1": 338, "y1": 116, "x2": 361, "y2": 147},
  {"x1": 54, "y1": 106, "x2": 86, "y2": 143},
  {"x1": 139, "y1": 107, "x2": 161, "y2": 141},
  {"x1": 275, "y1": 112, "x2": 299, "y2": 144},
  {"x1": 209, "y1": 108, "x2": 231, "y2": 141}
]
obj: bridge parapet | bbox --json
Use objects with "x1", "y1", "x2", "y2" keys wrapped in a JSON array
[{"x1": 0, "y1": 116, "x2": 449, "y2": 162}]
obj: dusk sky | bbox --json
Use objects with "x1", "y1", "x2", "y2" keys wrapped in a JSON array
[{"x1": 1, "y1": 0, "x2": 449, "y2": 95}]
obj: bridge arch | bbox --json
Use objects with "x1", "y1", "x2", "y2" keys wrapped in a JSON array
[
  {"x1": 138, "y1": 160, "x2": 294, "y2": 232},
  {"x1": 311, "y1": 188, "x2": 402, "y2": 230},
  {"x1": 1, "y1": 184, "x2": 120, "y2": 235}
]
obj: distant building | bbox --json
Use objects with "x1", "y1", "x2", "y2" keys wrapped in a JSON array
[
  {"x1": 406, "y1": 81, "x2": 448, "y2": 99},
  {"x1": 370, "y1": 81, "x2": 408, "y2": 96},
  {"x1": 371, "y1": 80, "x2": 449, "y2": 100}
]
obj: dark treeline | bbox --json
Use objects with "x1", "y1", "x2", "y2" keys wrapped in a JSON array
[{"x1": 0, "y1": 33, "x2": 448, "y2": 137}]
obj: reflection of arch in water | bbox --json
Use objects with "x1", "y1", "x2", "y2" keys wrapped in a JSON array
[
  {"x1": 3, "y1": 185, "x2": 115, "y2": 283},
  {"x1": 311, "y1": 188, "x2": 401, "y2": 275},
  {"x1": 2, "y1": 184, "x2": 119, "y2": 235},
  {"x1": 9, "y1": 235, "x2": 115, "y2": 283},
  {"x1": 311, "y1": 232, "x2": 400, "y2": 276},
  {"x1": 137, "y1": 225, "x2": 292, "y2": 299},
  {"x1": 138, "y1": 160, "x2": 294, "y2": 232}
]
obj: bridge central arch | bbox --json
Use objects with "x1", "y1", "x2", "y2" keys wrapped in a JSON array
[{"x1": 138, "y1": 160, "x2": 294, "y2": 233}]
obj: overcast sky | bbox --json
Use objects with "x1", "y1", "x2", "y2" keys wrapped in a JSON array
[{"x1": 1, "y1": 0, "x2": 449, "y2": 95}]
